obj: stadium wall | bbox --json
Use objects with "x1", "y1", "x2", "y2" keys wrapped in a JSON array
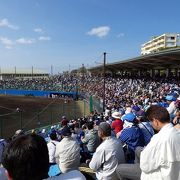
[{"x1": 0, "y1": 89, "x2": 77, "y2": 99}]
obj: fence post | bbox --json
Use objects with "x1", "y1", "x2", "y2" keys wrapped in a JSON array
[
  {"x1": 50, "y1": 107, "x2": 53, "y2": 125},
  {"x1": 89, "y1": 95, "x2": 93, "y2": 113},
  {"x1": 74, "y1": 101, "x2": 76, "y2": 119},
  {"x1": 20, "y1": 111, "x2": 23, "y2": 129},
  {"x1": 0, "y1": 118, "x2": 2, "y2": 138},
  {"x1": 37, "y1": 112, "x2": 40, "y2": 129},
  {"x1": 83, "y1": 99, "x2": 86, "y2": 117}
]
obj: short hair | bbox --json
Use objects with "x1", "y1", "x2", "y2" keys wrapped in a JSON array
[
  {"x1": 146, "y1": 105, "x2": 170, "y2": 123},
  {"x1": 98, "y1": 122, "x2": 111, "y2": 137},
  {"x1": 87, "y1": 121, "x2": 94, "y2": 130},
  {"x1": 50, "y1": 132, "x2": 57, "y2": 140},
  {"x1": 2, "y1": 134, "x2": 49, "y2": 180}
]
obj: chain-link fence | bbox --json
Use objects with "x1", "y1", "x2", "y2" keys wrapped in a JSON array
[{"x1": 0, "y1": 99, "x2": 89, "y2": 139}]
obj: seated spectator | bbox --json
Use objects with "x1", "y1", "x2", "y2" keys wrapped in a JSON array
[
  {"x1": 0, "y1": 167, "x2": 7, "y2": 180},
  {"x1": 47, "y1": 132, "x2": 59, "y2": 165},
  {"x1": 2, "y1": 133, "x2": 85, "y2": 180},
  {"x1": 111, "y1": 111, "x2": 123, "y2": 137},
  {"x1": 89, "y1": 122, "x2": 125, "y2": 180},
  {"x1": 0, "y1": 139, "x2": 7, "y2": 165},
  {"x1": 47, "y1": 170, "x2": 86, "y2": 180},
  {"x1": 166, "y1": 95, "x2": 177, "y2": 120},
  {"x1": 2, "y1": 134, "x2": 49, "y2": 180},
  {"x1": 136, "y1": 116, "x2": 154, "y2": 145},
  {"x1": 119, "y1": 113, "x2": 145, "y2": 161},
  {"x1": 140, "y1": 105, "x2": 180, "y2": 180},
  {"x1": 55, "y1": 126, "x2": 80, "y2": 173},
  {"x1": 80, "y1": 121, "x2": 100, "y2": 163},
  {"x1": 59, "y1": 117, "x2": 69, "y2": 131},
  {"x1": 81, "y1": 121, "x2": 100, "y2": 153}
]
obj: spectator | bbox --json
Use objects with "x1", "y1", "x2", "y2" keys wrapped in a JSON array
[
  {"x1": 2, "y1": 133, "x2": 86, "y2": 180},
  {"x1": 47, "y1": 132, "x2": 59, "y2": 165},
  {"x1": 81, "y1": 121, "x2": 100, "y2": 154},
  {"x1": 136, "y1": 116, "x2": 154, "y2": 145},
  {"x1": 111, "y1": 111, "x2": 123, "y2": 137},
  {"x1": 0, "y1": 139, "x2": 7, "y2": 165},
  {"x1": 0, "y1": 167, "x2": 7, "y2": 180},
  {"x1": 55, "y1": 126, "x2": 80, "y2": 173},
  {"x1": 119, "y1": 113, "x2": 145, "y2": 161},
  {"x1": 140, "y1": 105, "x2": 180, "y2": 180},
  {"x1": 89, "y1": 122, "x2": 125, "y2": 180},
  {"x1": 2, "y1": 134, "x2": 49, "y2": 180}
]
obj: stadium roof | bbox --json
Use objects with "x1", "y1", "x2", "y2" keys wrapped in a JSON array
[
  {"x1": 88, "y1": 47, "x2": 180, "y2": 72},
  {"x1": 0, "y1": 68, "x2": 49, "y2": 74}
]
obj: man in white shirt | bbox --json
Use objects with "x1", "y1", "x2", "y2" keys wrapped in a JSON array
[
  {"x1": 89, "y1": 122, "x2": 125, "y2": 180},
  {"x1": 47, "y1": 132, "x2": 59, "y2": 165},
  {"x1": 140, "y1": 105, "x2": 180, "y2": 180}
]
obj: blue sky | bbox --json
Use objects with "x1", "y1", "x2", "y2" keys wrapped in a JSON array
[{"x1": 0, "y1": 0, "x2": 179, "y2": 73}]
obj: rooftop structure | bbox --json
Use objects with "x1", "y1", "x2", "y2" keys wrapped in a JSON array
[
  {"x1": 0, "y1": 67, "x2": 49, "y2": 80},
  {"x1": 141, "y1": 33, "x2": 179, "y2": 55}
]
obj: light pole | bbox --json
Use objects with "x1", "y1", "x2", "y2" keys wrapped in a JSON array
[{"x1": 103, "y1": 52, "x2": 106, "y2": 113}]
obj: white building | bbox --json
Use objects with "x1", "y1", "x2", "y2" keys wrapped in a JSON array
[
  {"x1": 0, "y1": 68, "x2": 49, "y2": 80},
  {"x1": 141, "y1": 33, "x2": 179, "y2": 55}
]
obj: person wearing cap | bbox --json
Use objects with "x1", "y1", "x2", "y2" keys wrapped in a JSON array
[
  {"x1": 166, "y1": 95, "x2": 177, "y2": 120},
  {"x1": 55, "y1": 126, "x2": 80, "y2": 173},
  {"x1": 140, "y1": 105, "x2": 180, "y2": 180},
  {"x1": 119, "y1": 113, "x2": 145, "y2": 162},
  {"x1": 111, "y1": 111, "x2": 123, "y2": 137},
  {"x1": 89, "y1": 122, "x2": 125, "y2": 180}
]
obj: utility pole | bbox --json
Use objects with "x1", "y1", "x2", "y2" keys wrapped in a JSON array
[
  {"x1": 103, "y1": 52, "x2": 106, "y2": 113},
  {"x1": 82, "y1": 63, "x2": 85, "y2": 87},
  {"x1": 15, "y1": 66, "x2": 16, "y2": 78},
  {"x1": 31, "y1": 66, "x2": 34, "y2": 79},
  {"x1": 51, "y1": 65, "x2": 53, "y2": 76}
]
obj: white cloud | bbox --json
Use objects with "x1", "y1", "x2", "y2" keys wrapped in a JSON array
[
  {"x1": 39, "y1": 36, "x2": 51, "y2": 41},
  {"x1": 0, "y1": 37, "x2": 14, "y2": 49},
  {"x1": 117, "y1": 33, "x2": 125, "y2": 38},
  {"x1": 16, "y1": 38, "x2": 36, "y2": 44},
  {"x1": 0, "y1": 18, "x2": 19, "y2": 30},
  {"x1": 34, "y1": 28, "x2": 44, "y2": 33},
  {"x1": 87, "y1": 26, "x2": 110, "y2": 38}
]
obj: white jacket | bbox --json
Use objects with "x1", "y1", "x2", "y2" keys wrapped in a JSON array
[{"x1": 140, "y1": 123, "x2": 180, "y2": 180}]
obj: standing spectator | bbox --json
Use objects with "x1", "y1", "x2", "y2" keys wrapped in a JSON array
[
  {"x1": 140, "y1": 105, "x2": 180, "y2": 180},
  {"x1": 89, "y1": 122, "x2": 125, "y2": 180}
]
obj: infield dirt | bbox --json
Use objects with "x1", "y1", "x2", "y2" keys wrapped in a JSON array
[{"x1": 0, "y1": 95, "x2": 89, "y2": 139}]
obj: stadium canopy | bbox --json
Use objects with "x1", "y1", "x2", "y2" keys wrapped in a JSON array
[{"x1": 88, "y1": 47, "x2": 180, "y2": 73}]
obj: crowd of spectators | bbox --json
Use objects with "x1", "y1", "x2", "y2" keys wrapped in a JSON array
[{"x1": 0, "y1": 72, "x2": 180, "y2": 179}]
